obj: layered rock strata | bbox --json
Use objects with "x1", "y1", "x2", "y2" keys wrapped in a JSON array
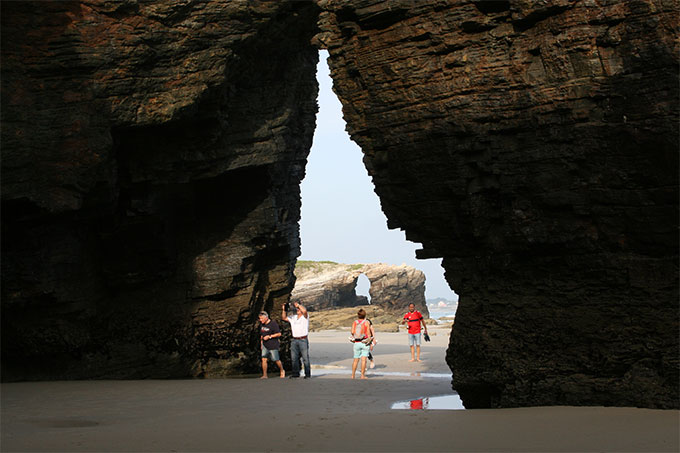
[
  {"x1": 363, "y1": 263, "x2": 429, "y2": 316},
  {"x1": 2, "y1": 0, "x2": 677, "y2": 410},
  {"x1": 292, "y1": 261, "x2": 428, "y2": 316},
  {"x1": 292, "y1": 262, "x2": 368, "y2": 309},
  {"x1": 1, "y1": 1, "x2": 320, "y2": 379},
  {"x1": 317, "y1": 0, "x2": 678, "y2": 408}
]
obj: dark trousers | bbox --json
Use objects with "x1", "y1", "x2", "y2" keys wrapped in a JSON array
[{"x1": 290, "y1": 338, "x2": 311, "y2": 377}]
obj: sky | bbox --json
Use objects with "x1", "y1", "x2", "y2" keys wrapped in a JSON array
[{"x1": 299, "y1": 51, "x2": 458, "y2": 302}]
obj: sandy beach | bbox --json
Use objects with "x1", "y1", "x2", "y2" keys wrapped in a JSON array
[
  {"x1": 2, "y1": 326, "x2": 678, "y2": 452},
  {"x1": 309, "y1": 323, "x2": 454, "y2": 377}
]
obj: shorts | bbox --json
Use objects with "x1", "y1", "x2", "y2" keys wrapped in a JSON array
[
  {"x1": 261, "y1": 346, "x2": 280, "y2": 361},
  {"x1": 408, "y1": 333, "x2": 422, "y2": 346},
  {"x1": 353, "y1": 342, "x2": 370, "y2": 358}
]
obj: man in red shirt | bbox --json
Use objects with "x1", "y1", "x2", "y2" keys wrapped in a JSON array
[{"x1": 402, "y1": 303, "x2": 428, "y2": 362}]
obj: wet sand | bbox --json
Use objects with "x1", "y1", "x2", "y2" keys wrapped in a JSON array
[
  {"x1": 309, "y1": 324, "x2": 453, "y2": 376},
  {"x1": 2, "y1": 327, "x2": 678, "y2": 452}
]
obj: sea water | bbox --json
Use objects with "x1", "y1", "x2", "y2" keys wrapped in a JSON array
[{"x1": 427, "y1": 307, "x2": 457, "y2": 322}]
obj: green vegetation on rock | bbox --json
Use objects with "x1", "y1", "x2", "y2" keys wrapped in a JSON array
[
  {"x1": 295, "y1": 260, "x2": 338, "y2": 270},
  {"x1": 295, "y1": 260, "x2": 367, "y2": 276}
]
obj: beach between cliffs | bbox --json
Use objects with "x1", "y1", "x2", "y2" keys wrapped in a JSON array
[{"x1": 2, "y1": 326, "x2": 677, "y2": 452}]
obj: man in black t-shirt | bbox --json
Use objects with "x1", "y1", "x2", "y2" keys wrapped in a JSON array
[{"x1": 258, "y1": 311, "x2": 285, "y2": 378}]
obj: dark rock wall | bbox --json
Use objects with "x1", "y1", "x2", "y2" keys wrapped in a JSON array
[
  {"x1": 2, "y1": 1, "x2": 320, "y2": 379},
  {"x1": 317, "y1": 0, "x2": 678, "y2": 408},
  {"x1": 2, "y1": 0, "x2": 677, "y2": 410}
]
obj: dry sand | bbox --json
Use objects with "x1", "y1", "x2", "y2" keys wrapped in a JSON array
[{"x1": 2, "y1": 326, "x2": 678, "y2": 452}]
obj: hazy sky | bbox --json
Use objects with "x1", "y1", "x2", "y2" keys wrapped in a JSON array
[{"x1": 299, "y1": 51, "x2": 458, "y2": 301}]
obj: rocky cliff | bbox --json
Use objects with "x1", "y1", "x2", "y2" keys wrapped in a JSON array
[
  {"x1": 317, "y1": 0, "x2": 678, "y2": 408},
  {"x1": 363, "y1": 263, "x2": 428, "y2": 316},
  {"x1": 1, "y1": 0, "x2": 320, "y2": 379},
  {"x1": 292, "y1": 261, "x2": 428, "y2": 315},
  {"x1": 1, "y1": 0, "x2": 677, "y2": 409},
  {"x1": 292, "y1": 262, "x2": 367, "y2": 309}
]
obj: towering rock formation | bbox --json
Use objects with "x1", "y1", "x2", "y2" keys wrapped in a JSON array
[
  {"x1": 363, "y1": 263, "x2": 428, "y2": 316},
  {"x1": 1, "y1": 0, "x2": 677, "y2": 409},
  {"x1": 1, "y1": 1, "x2": 320, "y2": 379},
  {"x1": 292, "y1": 261, "x2": 428, "y2": 315},
  {"x1": 292, "y1": 262, "x2": 369, "y2": 310},
  {"x1": 317, "y1": 0, "x2": 678, "y2": 408}
]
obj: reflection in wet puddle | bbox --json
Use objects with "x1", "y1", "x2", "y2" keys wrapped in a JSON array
[{"x1": 391, "y1": 394, "x2": 465, "y2": 410}]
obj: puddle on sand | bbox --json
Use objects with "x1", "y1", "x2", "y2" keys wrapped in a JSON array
[
  {"x1": 228, "y1": 366, "x2": 450, "y2": 379},
  {"x1": 310, "y1": 366, "x2": 450, "y2": 379},
  {"x1": 391, "y1": 394, "x2": 465, "y2": 410}
]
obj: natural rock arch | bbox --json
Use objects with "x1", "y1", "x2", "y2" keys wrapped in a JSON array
[
  {"x1": 292, "y1": 261, "x2": 428, "y2": 316},
  {"x1": 1, "y1": 1, "x2": 677, "y2": 409},
  {"x1": 355, "y1": 272, "x2": 371, "y2": 301}
]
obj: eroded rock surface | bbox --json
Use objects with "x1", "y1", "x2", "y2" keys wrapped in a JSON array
[
  {"x1": 1, "y1": 0, "x2": 320, "y2": 379},
  {"x1": 292, "y1": 261, "x2": 428, "y2": 316},
  {"x1": 317, "y1": 0, "x2": 678, "y2": 408},
  {"x1": 1, "y1": 0, "x2": 677, "y2": 410},
  {"x1": 292, "y1": 262, "x2": 366, "y2": 309}
]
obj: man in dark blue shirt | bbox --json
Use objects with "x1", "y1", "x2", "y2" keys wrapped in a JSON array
[{"x1": 258, "y1": 311, "x2": 285, "y2": 378}]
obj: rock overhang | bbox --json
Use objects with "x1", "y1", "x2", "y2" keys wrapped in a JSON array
[{"x1": 1, "y1": 0, "x2": 677, "y2": 409}]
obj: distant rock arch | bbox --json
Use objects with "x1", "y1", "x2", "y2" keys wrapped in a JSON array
[
  {"x1": 291, "y1": 261, "x2": 428, "y2": 316},
  {"x1": 355, "y1": 272, "x2": 371, "y2": 301}
]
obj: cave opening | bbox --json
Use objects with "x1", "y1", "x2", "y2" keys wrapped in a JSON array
[
  {"x1": 0, "y1": 0, "x2": 675, "y2": 416},
  {"x1": 298, "y1": 50, "x2": 458, "y2": 312}
]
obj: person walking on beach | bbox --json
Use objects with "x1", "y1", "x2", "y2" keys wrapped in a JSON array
[
  {"x1": 281, "y1": 300, "x2": 311, "y2": 379},
  {"x1": 350, "y1": 309, "x2": 373, "y2": 379},
  {"x1": 258, "y1": 311, "x2": 285, "y2": 378},
  {"x1": 402, "y1": 303, "x2": 428, "y2": 362}
]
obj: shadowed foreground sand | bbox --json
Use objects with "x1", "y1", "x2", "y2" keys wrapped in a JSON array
[{"x1": 2, "y1": 328, "x2": 678, "y2": 452}]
